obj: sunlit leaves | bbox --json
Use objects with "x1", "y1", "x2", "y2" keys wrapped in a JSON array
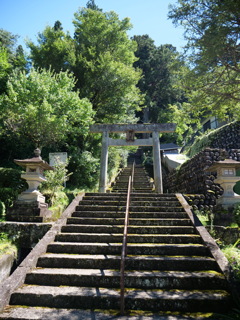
[{"x1": 0, "y1": 68, "x2": 94, "y2": 148}]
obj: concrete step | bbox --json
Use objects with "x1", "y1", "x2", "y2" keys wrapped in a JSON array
[
  {"x1": 66, "y1": 217, "x2": 192, "y2": 226},
  {"x1": 0, "y1": 306, "x2": 225, "y2": 320},
  {"x1": 75, "y1": 205, "x2": 185, "y2": 212},
  {"x1": 9, "y1": 285, "x2": 231, "y2": 313},
  {"x1": 84, "y1": 192, "x2": 176, "y2": 198},
  {"x1": 61, "y1": 225, "x2": 196, "y2": 234},
  {"x1": 72, "y1": 211, "x2": 188, "y2": 219},
  {"x1": 79, "y1": 200, "x2": 181, "y2": 207},
  {"x1": 47, "y1": 242, "x2": 210, "y2": 256},
  {"x1": 55, "y1": 233, "x2": 202, "y2": 244},
  {"x1": 37, "y1": 254, "x2": 218, "y2": 271},
  {"x1": 0, "y1": 306, "x2": 216, "y2": 320},
  {"x1": 25, "y1": 268, "x2": 228, "y2": 290},
  {"x1": 5, "y1": 215, "x2": 43, "y2": 222}
]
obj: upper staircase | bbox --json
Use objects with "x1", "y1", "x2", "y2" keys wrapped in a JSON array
[{"x1": 0, "y1": 165, "x2": 232, "y2": 319}]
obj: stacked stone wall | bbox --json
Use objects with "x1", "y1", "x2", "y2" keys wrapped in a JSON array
[
  {"x1": 186, "y1": 121, "x2": 240, "y2": 158},
  {"x1": 164, "y1": 148, "x2": 240, "y2": 208},
  {"x1": 164, "y1": 121, "x2": 240, "y2": 208}
]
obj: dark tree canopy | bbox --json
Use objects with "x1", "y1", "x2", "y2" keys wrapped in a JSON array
[{"x1": 168, "y1": 0, "x2": 240, "y2": 121}]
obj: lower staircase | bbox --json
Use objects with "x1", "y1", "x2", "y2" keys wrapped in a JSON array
[{"x1": 0, "y1": 165, "x2": 232, "y2": 319}]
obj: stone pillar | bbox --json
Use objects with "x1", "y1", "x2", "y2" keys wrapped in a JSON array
[
  {"x1": 99, "y1": 131, "x2": 109, "y2": 193},
  {"x1": 152, "y1": 131, "x2": 163, "y2": 193}
]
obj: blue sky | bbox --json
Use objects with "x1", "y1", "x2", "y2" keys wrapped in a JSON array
[{"x1": 0, "y1": 0, "x2": 186, "y2": 52}]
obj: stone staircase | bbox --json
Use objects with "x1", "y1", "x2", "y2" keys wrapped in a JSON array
[
  {"x1": 0, "y1": 166, "x2": 232, "y2": 319},
  {"x1": 112, "y1": 165, "x2": 153, "y2": 192}
]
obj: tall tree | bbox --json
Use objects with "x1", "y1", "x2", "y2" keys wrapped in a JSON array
[
  {"x1": 168, "y1": 0, "x2": 240, "y2": 121},
  {"x1": 0, "y1": 29, "x2": 28, "y2": 94},
  {"x1": 73, "y1": 7, "x2": 143, "y2": 122},
  {"x1": 133, "y1": 35, "x2": 186, "y2": 123},
  {"x1": 0, "y1": 68, "x2": 94, "y2": 148},
  {"x1": 27, "y1": 23, "x2": 76, "y2": 72},
  {"x1": 86, "y1": 0, "x2": 102, "y2": 11}
]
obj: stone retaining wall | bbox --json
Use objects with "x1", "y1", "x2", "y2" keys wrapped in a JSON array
[{"x1": 164, "y1": 148, "x2": 240, "y2": 208}]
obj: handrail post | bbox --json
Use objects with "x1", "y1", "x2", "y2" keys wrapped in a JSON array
[
  {"x1": 120, "y1": 169, "x2": 133, "y2": 315},
  {"x1": 131, "y1": 161, "x2": 135, "y2": 190}
]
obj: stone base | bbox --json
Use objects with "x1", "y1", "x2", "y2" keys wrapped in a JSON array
[
  {"x1": 17, "y1": 191, "x2": 45, "y2": 203},
  {"x1": 6, "y1": 201, "x2": 52, "y2": 222},
  {"x1": 216, "y1": 196, "x2": 240, "y2": 209}
]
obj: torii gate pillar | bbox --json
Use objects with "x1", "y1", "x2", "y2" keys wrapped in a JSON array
[
  {"x1": 152, "y1": 130, "x2": 162, "y2": 193},
  {"x1": 90, "y1": 123, "x2": 176, "y2": 193}
]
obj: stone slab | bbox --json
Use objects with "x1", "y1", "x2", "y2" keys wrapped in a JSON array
[{"x1": 90, "y1": 123, "x2": 176, "y2": 133}]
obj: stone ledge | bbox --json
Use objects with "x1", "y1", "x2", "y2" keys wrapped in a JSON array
[{"x1": 0, "y1": 193, "x2": 85, "y2": 312}]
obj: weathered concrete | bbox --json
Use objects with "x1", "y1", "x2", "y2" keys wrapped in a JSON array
[
  {"x1": 90, "y1": 123, "x2": 176, "y2": 133},
  {"x1": 0, "y1": 254, "x2": 15, "y2": 284},
  {"x1": 0, "y1": 193, "x2": 85, "y2": 312},
  {"x1": 0, "y1": 222, "x2": 52, "y2": 248},
  {"x1": 176, "y1": 193, "x2": 231, "y2": 280},
  {"x1": 99, "y1": 131, "x2": 109, "y2": 193}
]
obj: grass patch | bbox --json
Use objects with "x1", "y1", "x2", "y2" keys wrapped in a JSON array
[{"x1": 0, "y1": 233, "x2": 17, "y2": 258}]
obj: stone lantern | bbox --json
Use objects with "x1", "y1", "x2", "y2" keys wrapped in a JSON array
[
  {"x1": 6, "y1": 149, "x2": 53, "y2": 222},
  {"x1": 206, "y1": 159, "x2": 240, "y2": 208},
  {"x1": 14, "y1": 148, "x2": 52, "y2": 203}
]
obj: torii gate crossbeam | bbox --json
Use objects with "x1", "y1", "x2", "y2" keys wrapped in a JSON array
[{"x1": 90, "y1": 123, "x2": 176, "y2": 193}]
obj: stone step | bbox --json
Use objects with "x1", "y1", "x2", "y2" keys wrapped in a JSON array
[
  {"x1": 9, "y1": 285, "x2": 230, "y2": 313},
  {"x1": 72, "y1": 211, "x2": 188, "y2": 219},
  {"x1": 0, "y1": 307, "x2": 213, "y2": 320},
  {"x1": 75, "y1": 205, "x2": 185, "y2": 212},
  {"x1": 61, "y1": 225, "x2": 196, "y2": 234},
  {"x1": 79, "y1": 200, "x2": 181, "y2": 207},
  {"x1": 47, "y1": 242, "x2": 210, "y2": 256},
  {"x1": 5, "y1": 215, "x2": 43, "y2": 223},
  {"x1": 66, "y1": 217, "x2": 192, "y2": 226},
  {"x1": 37, "y1": 254, "x2": 218, "y2": 271},
  {"x1": 84, "y1": 192, "x2": 176, "y2": 198},
  {"x1": 112, "y1": 188, "x2": 153, "y2": 191},
  {"x1": 25, "y1": 268, "x2": 228, "y2": 290},
  {"x1": 55, "y1": 233, "x2": 202, "y2": 244}
]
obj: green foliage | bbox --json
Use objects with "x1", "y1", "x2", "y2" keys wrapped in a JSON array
[
  {"x1": 0, "y1": 232, "x2": 17, "y2": 258},
  {"x1": 233, "y1": 203, "x2": 240, "y2": 227},
  {"x1": 73, "y1": 7, "x2": 143, "y2": 122},
  {"x1": 40, "y1": 160, "x2": 71, "y2": 207},
  {"x1": 133, "y1": 35, "x2": 187, "y2": 128},
  {"x1": 67, "y1": 148, "x2": 100, "y2": 190},
  {"x1": 0, "y1": 67, "x2": 94, "y2": 148},
  {"x1": 168, "y1": 0, "x2": 240, "y2": 123},
  {"x1": 44, "y1": 190, "x2": 69, "y2": 220},
  {"x1": 108, "y1": 147, "x2": 129, "y2": 183},
  {"x1": 222, "y1": 240, "x2": 240, "y2": 281},
  {"x1": 0, "y1": 167, "x2": 27, "y2": 208},
  {"x1": 27, "y1": 25, "x2": 76, "y2": 72},
  {"x1": 0, "y1": 201, "x2": 5, "y2": 219}
]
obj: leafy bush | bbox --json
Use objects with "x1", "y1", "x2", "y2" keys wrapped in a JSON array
[
  {"x1": 40, "y1": 160, "x2": 71, "y2": 207},
  {"x1": 67, "y1": 149, "x2": 100, "y2": 190},
  {"x1": 0, "y1": 233, "x2": 17, "y2": 258},
  {"x1": 0, "y1": 168, "x2": 27, "y2": 208},
  {"x1": 233, "y1": 203, "x2": 240, "y2": 227},
  {"x1": 0, "y1": 201, "x2": 5, "y2": 219}
]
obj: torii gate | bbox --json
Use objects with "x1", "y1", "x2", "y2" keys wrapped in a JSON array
[{"x1": 90, "y1": 123, "x2": 176, "y2": 193}]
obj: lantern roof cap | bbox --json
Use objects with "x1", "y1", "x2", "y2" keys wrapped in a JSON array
[{"x1": 205, "y1": 159, "x2": 240, "y2": 171}]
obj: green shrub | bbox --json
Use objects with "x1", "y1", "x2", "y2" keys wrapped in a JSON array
[
  {"x1": 0, "y1": 168, "x2": 27, "y2": 208},
  {"x1": 222, "y1": 240, "x2": 240, "y2": 281},
  {"x1": 68, "y1": 149, "x2": 100, "y2": 189},
  {"x1": 233, "y1": 203, "x2": 240, "y2": 227},
  {"x1": 0, "y1": 233, "x2": 17, "y2": 258},
  {"x1": 0, "y1": 201, "x2": 5, "y2": 219}
]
